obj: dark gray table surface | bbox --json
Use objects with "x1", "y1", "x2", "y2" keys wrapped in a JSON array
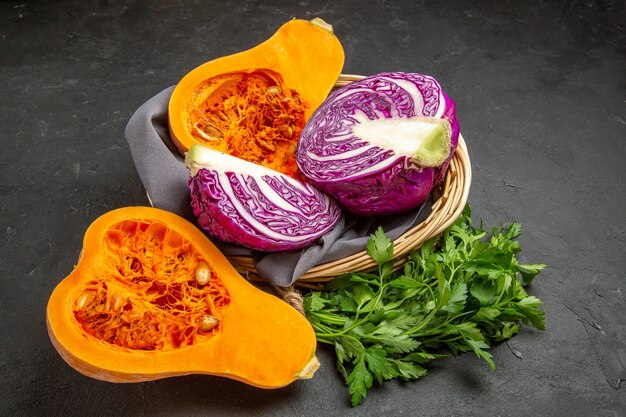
[{"x1": 2, "y1": 1, "x2": 625, "y2": 416}]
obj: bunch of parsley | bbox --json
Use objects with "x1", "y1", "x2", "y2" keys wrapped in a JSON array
[{"x1": 303, "y1": 207, "x2": 545, "y2": 406}]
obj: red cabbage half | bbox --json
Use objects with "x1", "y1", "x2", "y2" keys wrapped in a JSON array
[
  {"x1": 185, "y1": 144, "x2": 341, "y2": 252},
  {"x1": 296, "y1": 72, "x2": 460, "y2": 216}
]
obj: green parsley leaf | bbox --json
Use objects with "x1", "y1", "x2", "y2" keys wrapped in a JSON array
[
  {"x1": 340, "y1": 335, "x2": 365, "y2": 359},
  {"x1": 303, "y1": 291, "x2": 327, "y2": 312},
  {"x1": 518, "y1": 263, "x2": 546, "y2": 285},
  {"x1": 346, "y1": 353, "x2": 373, "y2": 407},
  {"x1": 470, "y1": 278, "x2": 497, "y2": 306},
  {"x1": 464, "y1": 337, "x2": 496, "y2": 371},
  {"x1": 338, "y1": 292, "x2": 358, "y2": 313},
  {"x1": 504, "y1": 221, "x2": 522, "y2": 240},
  {"x1": 335, "y1": 342, "x2": 349, "y2": 380},
  {"x1": 388, "y1": 276, "x2": 421, "y2": 289},
  {"x1": 364, "y1": 348, "x2": 397, "y2": 384},
  {"x1": 441, "y1": 281, "x2": 468, "y2": 314},
  {"x1": 365, "y1": 333, "x2": 421, "y2": 354},
  {"x1": 474, "y1": 307, "x2": 502, "y2": 322},
  {"x1": 391, "y1": 359, "x2": 428, "y2": 380},
  {"x1": 352, "y1": 284, "x2": 375, "y2": 311},
  {"x1": 515, "y1": 296, "x2": 546, "y2": 330},
  {"x1": 404, "y1": 351, "x2": 447, "y2": 363},
  {"x1": 366, "y1": 226, "x2": 394, "y2": 266}
]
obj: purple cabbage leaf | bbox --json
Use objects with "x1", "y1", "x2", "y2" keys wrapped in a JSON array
[{"x1": 185, "y1": 144, "x2": 341, "y2": 252}]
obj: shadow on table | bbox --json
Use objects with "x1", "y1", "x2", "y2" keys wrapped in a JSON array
[{"x1": 35, "y1": 351, "x2": 309, "y2": 417}]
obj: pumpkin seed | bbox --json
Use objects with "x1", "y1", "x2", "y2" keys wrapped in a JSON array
[
  {"x1": 257, "y1": 138, "x2": 277, "y2": 152},
  {"x1": 76, "y1": 290, "x2": 94, "y2": 309},
  {"x1": 198, "y1": 315, "x2": 220, "y2": 333},
  {"x1": 111, "y1": 294, "x2": 126, "y2": 312},
  {"x1": 278, "y1": 125, "x2": 293, "y2": 139},
  {"x1": 195, "y1": 262, "x2": 211, "y2": 286},
  {"x1": 192, "y1": 123, "x2": 223, "y2": 143},
  {"x1": 266, "y1": 86, "x2": 281, "y2": 95}
]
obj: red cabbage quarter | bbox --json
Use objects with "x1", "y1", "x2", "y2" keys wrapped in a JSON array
[
  {"x1": 296, "y1": 72, "x2": 460, "y2": 216},
  {"x1": 185, "y1": 144, "x2": 341, "y2": 252}
]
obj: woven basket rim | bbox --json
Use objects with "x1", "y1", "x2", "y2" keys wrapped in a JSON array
[{"x1": 230, "y1": 73, "x2": 472, "y2": 287}]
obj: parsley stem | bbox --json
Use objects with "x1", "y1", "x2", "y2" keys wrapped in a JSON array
[
  {"x1": 449, "y1": 310, "x2": 477, "y2": 322},
  {"x1": 315, "y1": 336, "x2": 337, "y2": 346},
  {"x1": 314, "y1": 330, "x2": 345, "y2": 338},
  {"x1": 311, "y1": 321, "x2": 339, "y2": 335},
  {"x1": 418, "y1": 280, "x2": 437, "y2": 301},
  {"x1": 408, "y1": 310, "x2": 477, "y2": 337},
  {"x1": 423, "y1": 334, "x2": 463, "y2": 344},
  {"x1": 309, "y1": 311, "x2": 346, "y2": 326}
]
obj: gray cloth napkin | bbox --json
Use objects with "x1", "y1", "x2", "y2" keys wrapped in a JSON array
[{"x1": 124, "y1": 87, "x2": 432, "y2": 286}]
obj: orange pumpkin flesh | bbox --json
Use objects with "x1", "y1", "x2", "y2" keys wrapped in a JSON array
[
  {"x1": 168, "y1": 18, "x2": 345, "y2": 177},
  {"x1": 46, "y1": 207, "x2": 319, "y2": 388}
]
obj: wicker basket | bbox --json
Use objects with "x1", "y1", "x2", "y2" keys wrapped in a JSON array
[{"x1": 229, "y1": 74, "x2": 472, "y2": 288}]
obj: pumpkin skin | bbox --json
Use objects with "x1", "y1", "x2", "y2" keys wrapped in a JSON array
[
  {"x1": 168, "y1": 18, "x2": 345, "y2": 177},
  {"x1": 46, "y1": 206, "x2": 319, "y2": 388}
]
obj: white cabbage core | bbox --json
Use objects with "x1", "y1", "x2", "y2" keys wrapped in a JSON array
[
  {"x1": 351, "y1": 116, "x2": 451, "y2": 167},
  {"x1": 185, "y1": 144, "x2": 310, "y2": 198},
  {"x1": 185, "y1": 144, "x2": 273, "y2": 177}
]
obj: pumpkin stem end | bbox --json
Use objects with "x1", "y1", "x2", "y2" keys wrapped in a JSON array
[
  {"x1": 297, "y1": 355, "x2": 321, "y2": 380},
  {"x1": 309, "y1": 18, "x2": 333, "y2": 35}
]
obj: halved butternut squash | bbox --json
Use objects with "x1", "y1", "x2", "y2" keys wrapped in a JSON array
[
  {"x1": 168, "y1": 18, "x2": 345, "y2": 177},
  {"x1": 46, "y1": 206, "x2": 319, "y2": 388}
]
